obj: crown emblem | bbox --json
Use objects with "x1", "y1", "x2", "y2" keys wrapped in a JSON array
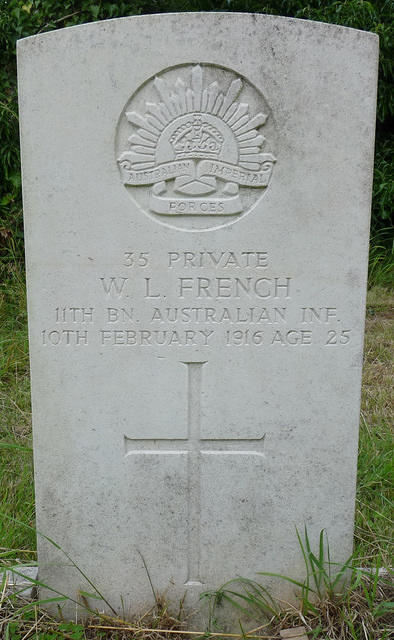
[
  {"x1": 169, "y1": 116, "x2": 224, "y2": 160},
  {"x1": 120, "y1": 65, "x2": 270, "y2": 169}
]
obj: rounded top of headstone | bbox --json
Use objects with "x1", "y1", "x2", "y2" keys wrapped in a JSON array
[{"x1": 16, "y1": 12, "x2": 379, "y2": 48}]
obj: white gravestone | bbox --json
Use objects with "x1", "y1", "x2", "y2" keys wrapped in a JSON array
[{"x1": 18, "y1": 13, "x2": 378, "y2": 623}]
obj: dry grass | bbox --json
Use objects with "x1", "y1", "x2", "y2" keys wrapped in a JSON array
[
  {"x1": 269, "y1": 572, "x2": 394, "y2": 639},
  {"x1": 0, "y1": 589, "x2": 187, "y2": 640},
  {"x1": 0, "y1": 571, "x2": 393, "y2": 639},
  {"x1": 0, "y1": 584, "x2": 276, "y2": 640}
]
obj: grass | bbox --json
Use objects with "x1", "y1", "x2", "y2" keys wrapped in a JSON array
[
  {"x1": 0, "y1": 586, "x2": 191, "y2": 640},
  {"x1": 0, "y1": 263, "x2": 392, "y2": 638},
  {"x1": 368, "y1": 228, "x2": 393, "y2": 290},
  {"x1": 1, "y1": 533, "x2": 393, "y2": 639},
  {"x1": 0, "y1": 260, "x2": 35, "y2": 558},
  {"x1": 202, "y1": 528, "x2": 394, "y2": 638},
  {"x1": 356, "y1": 286, "x2": 394, "y2": 566}
]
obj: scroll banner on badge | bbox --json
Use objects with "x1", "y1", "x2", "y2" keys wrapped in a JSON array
[
  {"x1": 117, "y1": 155, "x2": 276, "y2": 187},
  {"x1": 150, "y1": 192, "x2": 243, "y2": 215}
]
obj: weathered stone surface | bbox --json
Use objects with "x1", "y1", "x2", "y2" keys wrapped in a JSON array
[
  {"x1": 17, "y1": 12, "x2": 378, "y2": 625},
  {"x1": 5, "y1": 567, "x2": 38, "y2": 599},
  {"x1": 280, "y1": 627, "x2": 308, "y2": 640}
]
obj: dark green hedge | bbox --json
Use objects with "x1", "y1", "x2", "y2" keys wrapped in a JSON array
[{"x1": 1, "y1": 0, "x2": 393, "y2": 265}]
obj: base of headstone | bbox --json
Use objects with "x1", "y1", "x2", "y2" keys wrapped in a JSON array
[
  {"x1": 280, "y1": 627, "x2": 308, "y2": 640},
  {"x1": 4, "y1": 566, "x2": 38, "y2": 600}
]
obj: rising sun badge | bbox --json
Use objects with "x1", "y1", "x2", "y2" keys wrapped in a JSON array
[{"x1": 116, "y1": 64, "x2": 276, "y2": 231}]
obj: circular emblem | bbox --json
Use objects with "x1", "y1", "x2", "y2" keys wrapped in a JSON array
[{"x1": 116, "y1": 64, "x2": 276, "y2": 231}]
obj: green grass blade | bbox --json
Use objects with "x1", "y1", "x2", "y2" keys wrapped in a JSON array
[
  {"x1": 0, "y1": 512, "x2": 62, "y2": 550},
  {"x1": 0, "y1": 512, "x2": 118, "y2": 616},
  {"x1": 373, "y1": 601, "x2": 394, "y2": 619},
  {"x1": 238, "y1": 619, "x2": 246, "y2": 639},
  {"x1": 236, "y1": 577, "x2": 278, "y2": 613},
  {"x1": 318, "y1": 529, "x2": 324, "y2": 579},
  {"x1": 326, "y1": 529, "x2": 332, "y2": 586},
  {"x1": 10, "y1": 596, "x2": 67, "y2": 613},
  {"x1": 371, "y1": 560, "x2": 381, "y2": 601},
  {"x1": 78, "y1": 590, "x2": 103, "y2": 600},
  {"x1": 219, "y1": 593, "x2": 252, "y2": 616},
  {"x1": 4, "y1": 567, "x2": 97, "y2": 617},
  {"x1": 237, "y1": 588, "x2": 276, "y2": 616},
  {"x1": 0, "y1": 442, "x2": 32, "y2": 453},
  {"x1": 256, "y1": 571, "x2": 316, "y2": 592},
  {"x1": 331, "y1": 554, "x2": 354, "y2": 589},
  {"x1": 296, "y1": 527, "x2": 311, "y2": 597},
  {"x1": 303, "y1": 525, "x2": 324, "y2": 597}
]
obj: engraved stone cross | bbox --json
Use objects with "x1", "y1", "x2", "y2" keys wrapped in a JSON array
[{"x1": 124, "y1": 361, "x2": 265, "y2": 586}]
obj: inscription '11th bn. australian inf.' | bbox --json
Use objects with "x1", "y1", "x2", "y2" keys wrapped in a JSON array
[{"x1": 116, "y1": 64, "x2": 276, "y2": 231}]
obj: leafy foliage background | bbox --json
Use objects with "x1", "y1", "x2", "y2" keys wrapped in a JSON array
[{"x1": 0, "y1": 0, "x2": 393, "y2": 273}]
